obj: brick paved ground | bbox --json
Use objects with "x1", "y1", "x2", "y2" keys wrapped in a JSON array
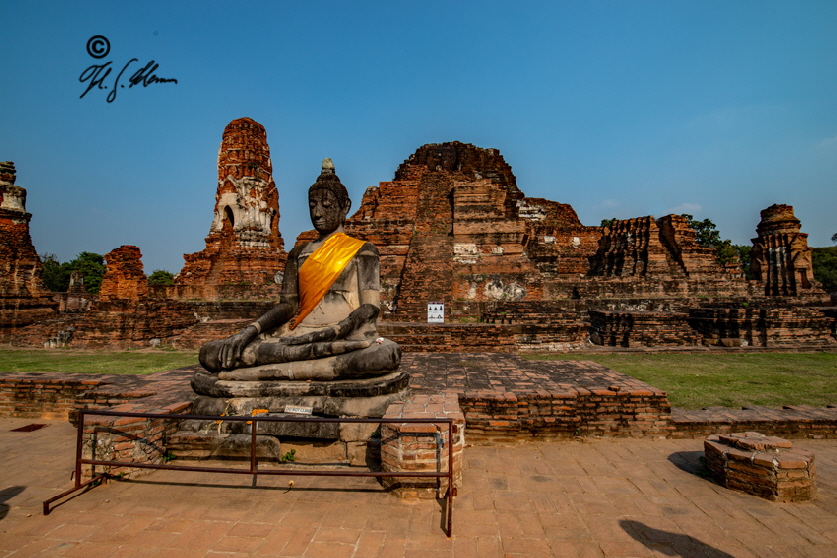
[
  {"x1": 403, "y1": 353, "x2": 649, "y2": 393},
  {"x1": 2, "y1": 416, "x2": 836, "y2": 557}
]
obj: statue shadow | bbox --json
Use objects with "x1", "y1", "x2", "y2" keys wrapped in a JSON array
[
  {"x1": 621, "y1": 519, "x2": 736, "y2": 558},
  {"x1": 667, "y1": 450, "x2": 713, "y2": 480},
  {"x1": 0, "y1": 486, "x2": 26, "y2": 521}
]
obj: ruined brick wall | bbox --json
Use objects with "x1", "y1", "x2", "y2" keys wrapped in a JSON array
[
  {"x1": 335, "y1": 142, "x2": 764, "y2": 325},
  {"x1": 0, "y1": 161, "x2": 57, "y2": 341},
  {"x1": 751, "y1": 204, "x2": 819, "y2": 296},
  {"x1": 14, "y1": 300, "x2": 199, "y2": 349},
  {"x1": 588, "y1": 310, "x2": 702, "y2": 347},
  {"x1": 0, "y1": 373, "x2": 155, "y2": 420},
  {"x1": 689, "y1": 305, "x2": 836, "y2": 347},
  {"x1": 657, "y1": 214, "x2": 725, "y2": 277},
  {"x1": 99, "y1": 245, "x2": 148, "y2": 302},
  {"x1": 589, "y1": 217, "x2": 677, "y2": 277},
  {"x1": 177, "y1": 118, "x2": 286, "y2": 295}
]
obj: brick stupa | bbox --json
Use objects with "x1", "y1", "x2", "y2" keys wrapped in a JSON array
[
  {"x1": 177, "y1": 118, "x2": 286, "y2": 295},
  {"x1": 0, "y1": 161, "x2": 56, "y2": 341},
  {"x1": 751, "y1": 204, "x2": 817, "y2": 296}
]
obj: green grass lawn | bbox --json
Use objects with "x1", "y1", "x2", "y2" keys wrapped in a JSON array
[
  {"x1": 0, "y1": 348, "x2": 198, "y2": 375},
  {"x1": 525, "y1": 352, "x2": 837, "y2": 409}
]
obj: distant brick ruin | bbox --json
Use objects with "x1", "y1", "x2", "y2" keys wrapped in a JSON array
[
  {"x1": 99, "y1": 246, "x2": 148, "y2": 302},
  {"x1": 175, "y1": 117, "x2": 286, "y2": 299},
  {"x1": 0, "y1": 162, "x2": 56, "y2": 342},
  {"x1": 3, "y1": 129, "x2": 835, "y2": 351},
  {"x1": 751, "y1": 204, "x2": 817, "y2": 296},
  {"x1": 17, "y1": 243, "x2": 196, "y2": 349}
]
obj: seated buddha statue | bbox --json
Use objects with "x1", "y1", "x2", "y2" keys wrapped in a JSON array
[{"x1": 198, "y1": 159, "x2": 401, "y2": 382}]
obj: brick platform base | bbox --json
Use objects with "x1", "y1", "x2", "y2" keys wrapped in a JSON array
[
  {"x1": 704, "y1": 432, "x2": 816, "y2": 501},
  {"x1": 403, "y1": 353, "x2": 674, "y2": 438}
]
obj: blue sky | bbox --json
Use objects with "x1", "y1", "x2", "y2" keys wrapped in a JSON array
[{"x1": 2, "y1": 1, "x2": 835, "y2": 273}]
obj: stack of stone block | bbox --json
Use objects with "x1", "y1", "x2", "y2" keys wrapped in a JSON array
[{"x1": 704, "y1": 431, "x2": 816, "y2": 501}]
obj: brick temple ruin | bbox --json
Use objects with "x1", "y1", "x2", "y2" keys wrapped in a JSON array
[
  {"x1": 0, "y1": 162, "x2": 56, "y2": 343},
  {"x1": 174, "y1": 117, "x2": 286, "y2": 300},
  {"x1": 3, "y1": 120, "x2": 835, "y2": 351}
]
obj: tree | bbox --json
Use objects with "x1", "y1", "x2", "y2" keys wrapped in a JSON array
[
  {"x1": 734, "y1": 244, "x2": 753, "y2": 279},
  {"x1": 66, "y1": 252, "x2": 106, "y2": 294},
  {"x1": 681, "y1": 214, "x2": 740, "y2": 266},
  {"x1": 832, "y1": 232, "x2": 837, "y2": 244},
  {"x1": 40, "y1": 253, "x2": 70, "y2": 292},
  {"x1": 600, "y1": 218, "x2": 619, "y2": 228},
  {"x1": 813, "y1": 247, "x2": 837, "y2": 293},
  {"x1": 147, "y1": 269, "x2": 175, "y2": 286},
  {"x1": 681, "y1": 214, "x2": 723, "y2": 247},
  {"x1": 39, "y1": 252, "x2": 106, "y2": 294}
]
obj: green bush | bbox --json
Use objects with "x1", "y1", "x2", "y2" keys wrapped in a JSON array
[
  {"x1": 148, "y1": 269, "x2": 175, "y2": 286},
  {"x1": 813, "y1": 246, "x2": 837, "y2": 292}
]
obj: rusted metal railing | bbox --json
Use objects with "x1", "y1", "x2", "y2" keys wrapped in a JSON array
[{"x1": 43, "y1": 409, "x2": 458, "y2": 536}]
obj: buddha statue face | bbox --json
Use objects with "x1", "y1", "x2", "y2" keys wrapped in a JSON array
[{"x1": 309, "y1": 187, "x2": 350, "y2": 235}]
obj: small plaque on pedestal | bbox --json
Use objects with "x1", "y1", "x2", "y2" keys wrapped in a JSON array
[{"x1": 284, "y1": 405, "x2": 314, "y2": 415}]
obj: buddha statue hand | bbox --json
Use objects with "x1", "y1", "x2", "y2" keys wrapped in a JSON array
[
  {"x1": 200, "y1": 324, "x2": 259, "y2": 372},
  {"x1": 281, "y1": 303, "x2": 380, "y2": 346}
]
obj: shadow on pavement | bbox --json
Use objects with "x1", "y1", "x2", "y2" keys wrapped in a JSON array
[
  {"x1": 621, "y1": 519, "x2": 736, "y2": 558},
  {"x1": 0, "y1": 486, "x2": 26, "y2": 520},
  {"x1": 667, "y1": 450, "x2": 711, "y2": 477}
]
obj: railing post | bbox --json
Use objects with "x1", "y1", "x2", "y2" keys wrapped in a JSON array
[
  {"x1": 448, "y1": 420, "x2": 454, "y2": 536},
  {"x1": 251, "y1": 417, "x2": 259, "y2": 487},
  {"x1": 74, "y1": 410, "x2": 85, "y2": 488}
]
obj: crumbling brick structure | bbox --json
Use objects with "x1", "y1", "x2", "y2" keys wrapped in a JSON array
[
  {"x1": 15, "y1": 244, "x2": 197, "y2": 349},
  {"x1": 339, "y1": 142, "x2": 600, "y2": 319},
  {"x1": 99, "y1": 246, "x2": 149, "y2": 302},
  {"x1": 0, "y1": 161, "x2": 57, "y2": 341},
  {"x1": 751, "y1": 204, "x2": 818, "y2": 297},
  {"x1": 704, "y1": 432, "x2": 816, "y2": 502},
  {"x1": 176, "y1": 118, "x2": 286, "y2": 298},
  {"x1": 278, "y1": 142, "x2": 833, "y2": 350}
]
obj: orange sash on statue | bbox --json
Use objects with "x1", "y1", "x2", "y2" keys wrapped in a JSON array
[{"x1": 290, "y1": 232, "x2": 366, "y2": 329}]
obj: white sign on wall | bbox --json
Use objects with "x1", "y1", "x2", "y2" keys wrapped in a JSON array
[{"x1": 427, "y1": 302, "x2": 445, "y2": 323}]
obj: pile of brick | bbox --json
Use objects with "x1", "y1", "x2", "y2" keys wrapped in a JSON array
[{"x1": 704, "y1": 432, "x2": 816, "y2": 501}]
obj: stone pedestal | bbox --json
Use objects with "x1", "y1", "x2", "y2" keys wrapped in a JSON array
[
  {"x1": 704, "y1": 432, "x2": 816, "y2": 502},
  {"x1": 172, "y1": 369, "x2": 410, "y2": 465},
  {"x1": 190, "y1": 369, "x2": 410, "y2": 420},
  {"x1": 380, "y1": 393, "x2": 465, "y2": 498}
]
